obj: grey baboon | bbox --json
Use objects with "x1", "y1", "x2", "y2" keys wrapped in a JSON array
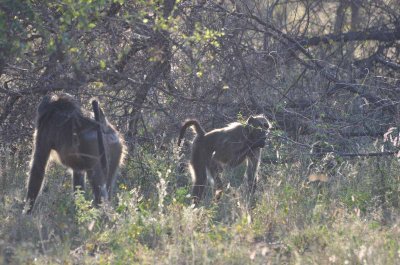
[
  {"x1": 178, "y1": 115, "x2": 270, "y2": 203},
  {"x1": 25, "y1": 94, "x2": 125, "y2": 213}
]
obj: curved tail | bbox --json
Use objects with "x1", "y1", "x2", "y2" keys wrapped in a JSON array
[{"x1": 178, "y1": 119, "x2": 205, "y2": 146}]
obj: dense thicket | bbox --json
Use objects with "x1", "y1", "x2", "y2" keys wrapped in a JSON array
[{"x1": 1, "y1": 0, "x2": 399, "y2": 156}]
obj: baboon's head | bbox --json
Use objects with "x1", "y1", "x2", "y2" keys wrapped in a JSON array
[{"x1": 245, "y1": 115, "x2": 270, "y2": 148}]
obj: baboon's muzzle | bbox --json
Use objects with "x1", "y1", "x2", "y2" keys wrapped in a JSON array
[{"x1": 252, "y1": 136, "x2": 267, "y2": 148}]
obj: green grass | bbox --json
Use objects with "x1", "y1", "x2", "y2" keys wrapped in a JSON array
[{"x1": 0, "y1": 152, "x2": 400, "y2": 264}]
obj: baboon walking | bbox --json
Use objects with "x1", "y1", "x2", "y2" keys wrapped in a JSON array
[
  {"x1": 25, "y1": 94, "x2": 125, "y2": 213},
  {"x1": 178, "y1": 115, "x2": 270, "y2": 203}
]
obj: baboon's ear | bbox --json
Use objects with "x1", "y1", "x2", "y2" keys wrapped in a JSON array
[
  {"x1": 247, "y1": 116, "x2": 256, "y2": 125},
  {"x1": 245, "y1": 116, "x2": 256, "y2": 135}
]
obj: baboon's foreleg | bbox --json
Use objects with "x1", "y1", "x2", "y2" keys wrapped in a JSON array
[
  {"x1": 227, "y1": 145, "x2": 251, "y2": 168},
  {"x1": 26, "y1": 135, "x2": 51, "y2": 213},
  {"x1": 245, "y1": 148, "x2": 261, "y2": 196},
  {"x1": 73, "y1": 171, "x2": 85, "y2": 191}
]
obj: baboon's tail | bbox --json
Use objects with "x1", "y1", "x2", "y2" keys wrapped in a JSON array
[
  {"x1": 178, "y1": 120, "x2": 205, "y2": 146},
  {"x1": 92, "y1": 100, "x2": 108, "y2": 175}
]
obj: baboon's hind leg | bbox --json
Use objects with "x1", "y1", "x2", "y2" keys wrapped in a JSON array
[
  {"x1": 87, "y1": 166, "x2": 108, "y2": 206},
  {"x1": 26, "y1": 136, "x2": 51, "y2": 213},
  {"x1": 208, "y1": 160, "x2": 224, "y2": 200},
  {"x1": 73, "y1": 170, "x2": 85, "y2": 192},
  {"x1": 191, "y1": 162, "x2": 208, "y2": 204},
  {"x1": 106, "y1": 147, "x2": 122, "y2": 199}
]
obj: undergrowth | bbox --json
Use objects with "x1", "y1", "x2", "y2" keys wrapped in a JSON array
[{"x1": 0, "y1": 145, "x2": 399, "y2": 264}]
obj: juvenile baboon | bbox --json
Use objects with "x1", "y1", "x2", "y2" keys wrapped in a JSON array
[
  {"x1": 25, "y1": 93, "x2": 125, "y2": 213},
  {"x1": 178, "y1": 115, "x2": 270, "y2": 203}
]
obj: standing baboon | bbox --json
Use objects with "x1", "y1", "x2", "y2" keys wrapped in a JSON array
[
  {"x1": 178, "y1": 115, "x2": 270, "y2": 203},
  {"x1": 25, "y1": 94, "x2": 125, "y2": 213}
]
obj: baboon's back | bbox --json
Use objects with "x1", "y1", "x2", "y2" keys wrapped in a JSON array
[{"x1": 37, "y1": 94, "x2": 84, "y2": 128}]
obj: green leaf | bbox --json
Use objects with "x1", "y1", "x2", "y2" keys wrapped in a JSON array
[{"x1": 100, "y1": 60, "x2": 106, "y2": 69}]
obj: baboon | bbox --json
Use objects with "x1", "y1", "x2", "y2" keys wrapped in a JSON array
[
  {"x1": 178, "y1": 115, "x2": 270, "y2": 203},
  {"x1": 25, "y1": 93, "x2": 125, "y2": 214}
]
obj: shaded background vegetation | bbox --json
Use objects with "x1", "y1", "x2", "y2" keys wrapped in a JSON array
[{"x1": 0, "y1": 0, "x2": 399, "y2": 264}]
